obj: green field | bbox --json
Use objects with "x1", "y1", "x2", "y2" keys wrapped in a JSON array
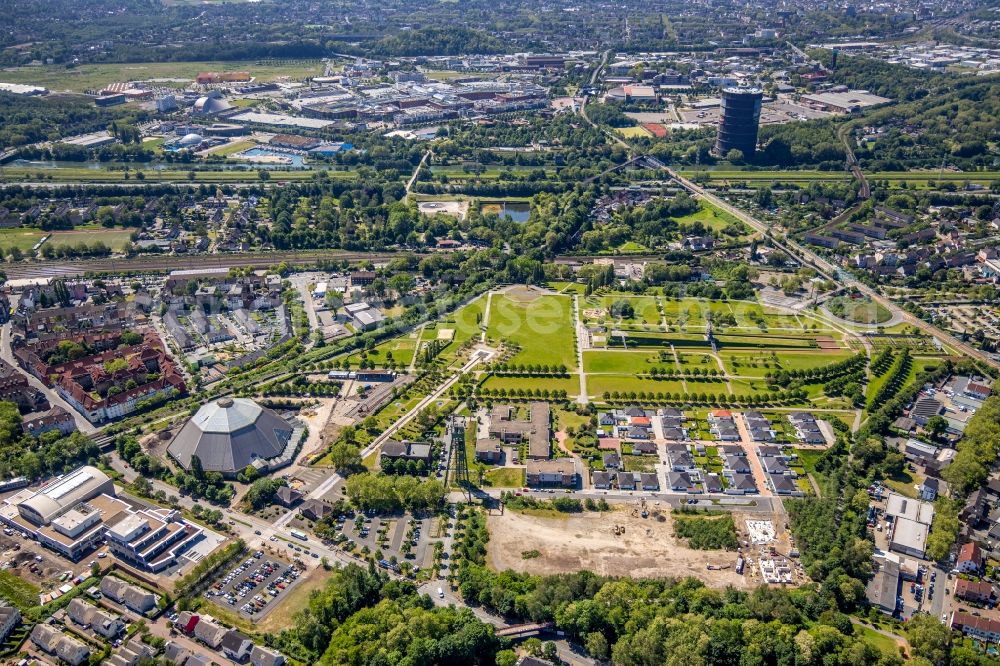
[
  {"x1": 0, "y1": 226, "x2": 133, "y2": 252},
  {"x1": 486, "y1": 293, "x2": 576, "y2": 369},
  {"x1": 672, "y1": 201, "x2": 747, "y2": 233},
  {"x1": 430, "y1": 295, "x2": 488, "y2": 364},
  {"x1": 485, "y1": 467, "x2": 526, "y2": 487},
  {"x1": 0, "y1": 571, "x2": 40, "y2": 611},
  {"x1": 827, "y1": 295, "x2": 892, "y2": 325},
  {"x1": 481, "y1": 375, "x2": 579, "y2": 395},
  {"x1": 589, "y1": 374, "x2": 689, "y2": 397},
  {"x1": 208, "y1": 139, "x2": 258, "y2": 156},
  {"x1": 0, "y1": 59, "x2": 324, "y2": 92},
  {"x1": 616, "y1": 126, "x2": 653, "y2": 138},
  {"x1": 345, "y1": 335, "x2": 417, "y2": 369},
  {"x1": 581, "y1": 294, "x2": 661, "y2": 326},
  {"x1": 583, "y1": 350, "x2": 663, "y2": 374},
  {"x1": 721, "y1": 350, "x2": 854, "y2": 378}
]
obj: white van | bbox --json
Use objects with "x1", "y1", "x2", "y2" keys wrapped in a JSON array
[{"x1": 437, "y1": 587, "x2": 444, "y2": 599}]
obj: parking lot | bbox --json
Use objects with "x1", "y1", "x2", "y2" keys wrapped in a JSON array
[
  {"x1": 328, "y1": 513, "x2": 438, "y2": 573},
  {"x1": 204, "y1": 551, "x2": 303, "y2": 620}
]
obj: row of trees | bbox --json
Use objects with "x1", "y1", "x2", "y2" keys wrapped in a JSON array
[
  {"x1": 601, "y1": 388, "x2": 809, "y2": 406},
  {"x1": 489, "y1": 362, "x2": 570, "y2": 377}
]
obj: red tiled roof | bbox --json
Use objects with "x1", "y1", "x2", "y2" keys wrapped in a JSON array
[{"x1": 959, "y1": 542, "x2": 982, "y2": 564}]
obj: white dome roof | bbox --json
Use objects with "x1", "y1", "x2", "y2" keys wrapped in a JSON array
[{"x1": 178, "y1": 133, "x2": 203, "y2": 147}]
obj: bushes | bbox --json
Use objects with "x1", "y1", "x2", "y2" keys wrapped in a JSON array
[
  {"x1": 673, "y1": 514, "x2": 739, "y2": 550},
  {"x1": 344, "y1": 473, "x2": 446, "y2": 514}
]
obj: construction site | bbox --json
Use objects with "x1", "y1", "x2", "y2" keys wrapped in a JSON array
[{"x1": 487, "y1": 502, "x2": 764, "y2": 588}]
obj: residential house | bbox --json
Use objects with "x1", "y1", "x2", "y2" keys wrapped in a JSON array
[
  {"x1": 955, "y1": 579, "x2": 993, "y2": 604},
  {"x1": 193, "y1": 615, "x2": 227, "y2": 649},
  {"x1": 300, "y1": 499, "x2": 334, "y2": 522},
  {"x1": 100, "y1": 577, "x2": 157, "y2": 614},
  {"x1": 704, "y1": 474, "x2": 723, "y2": 493},
  {"x1": 526, "y1": 460, "x2": 576, "y2": 488},
  {"x1": 632, "y1": 441, "x2": 657, "y2": 454},
  {"x1": 475, "y1": 439, "x2": 503, "y2": 464},
  {"x1": 666, "y1": 445, "x2": 695, "y2": 471},
  {"x1": 592, "y1": 471, "x2": 613, "y2": 489},
  {"x1": 0, "y1": 605, "x2": 19, "y2": 642},
  {"x1": 250, "y1": 645, "x2": 287, "y2": 666},
  {"x1": 952, "y1": 612, "x2": 1000, "y2": 644},
  {"x1": 67, "y1": 598, "x2": 124, "y2": 639},
  {"x1": 30, "y1": 624, "x2": 90, "y2": 666},
  {"x1": 726, "y1": 474, "x2": 757, "y2": 495},
  {"x1": 221, "y1": 630, "x2": 253, "y2": 661},
  {"x1": 956, "y1": 542, "x2": 983, "y2": 574},
  {"x1": 274, "y1": 486, "x2": 303, "y2": 508},
  {"x1": 919, "y1": 477, "x2": 939, "y2": 502},
  {"x1": 668, "y1": 471, "x2": 697, "y2": 493},
  {"x1": 725, "y1": 455, "x2": 750, "y2": 474}
]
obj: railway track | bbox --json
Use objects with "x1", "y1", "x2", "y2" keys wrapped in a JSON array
[{"x1": 1, "y1": 250, "x2": 416, "y2": 280}]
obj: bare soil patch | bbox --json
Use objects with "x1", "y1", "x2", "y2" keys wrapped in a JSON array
[{"x1": 487, "y1": 507, "x2": 751, "y2": 588}]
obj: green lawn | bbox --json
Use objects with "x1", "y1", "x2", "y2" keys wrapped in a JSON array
[
  {"x1": 481, "y1": 375, "x2": 579, "y2": 395},
  {"x1": 0, "y1": 59, "x2": 324, "y2": 93},
  {"x1": 721, "y1": 350, "x2": 854, "y2": 377},
  {"x1": 0, "y1": 571, "x2": 40, "y2": 611},
  {"x1": 583, "y1": 350, "x2": 664, "y2": 374},
  {"x1": 427, "y1": 296, "x2": 487, "y2": 365},
  {"x1": 485, "y1": 467, "x2": 525, "y2": 487},
  {"x1": 589, "y1": 375, "x2": 688, "y2": 397},
  {"x1": 0, "y1": 226, "x2": 133, "y2": 252},
  {"x1": 486, "y1": 293, "x2": 576, "y2": 369},
  {"x1": 581, "y1": 294, "x2": 660, "y2": 326},
  {"x1": 672, "y1": 201, "x2": 747, "y2": 234},
  {"x1": 855, "y1": 624, "x2": 904, "y2": 657},
  {"x1": 345, "y1": 335, "x2": 417, "y2": 369}
]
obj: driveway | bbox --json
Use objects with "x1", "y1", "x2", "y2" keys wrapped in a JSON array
[{"x1": 732, "y1": 412, "x2": 775, "y2": 499}]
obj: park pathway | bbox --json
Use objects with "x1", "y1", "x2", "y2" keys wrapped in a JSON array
[
  {"x1": 481, "y1": 291, "x2": 494, "y2": 342},
  {"x1": 408, "y1": 323, "x2": 427, "y2": 373},
  {"x1": 573, "y1": 294, "x2": 588, "y2": 403},
  {"x1": 669, "y1": 344, "x2": 689, "y2": 393}
]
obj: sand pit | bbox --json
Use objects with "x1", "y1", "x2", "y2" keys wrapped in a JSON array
[{"x1": 487, "y1": 508, "x2": 751, "y2": 588}]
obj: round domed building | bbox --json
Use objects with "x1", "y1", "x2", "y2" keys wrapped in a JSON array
[
  {"x1": 176, "y1": 132, "x2": 204, "y2": 148},
  {"x1": 167, "y1": 398, "x2": 301, "y2": 478}
]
